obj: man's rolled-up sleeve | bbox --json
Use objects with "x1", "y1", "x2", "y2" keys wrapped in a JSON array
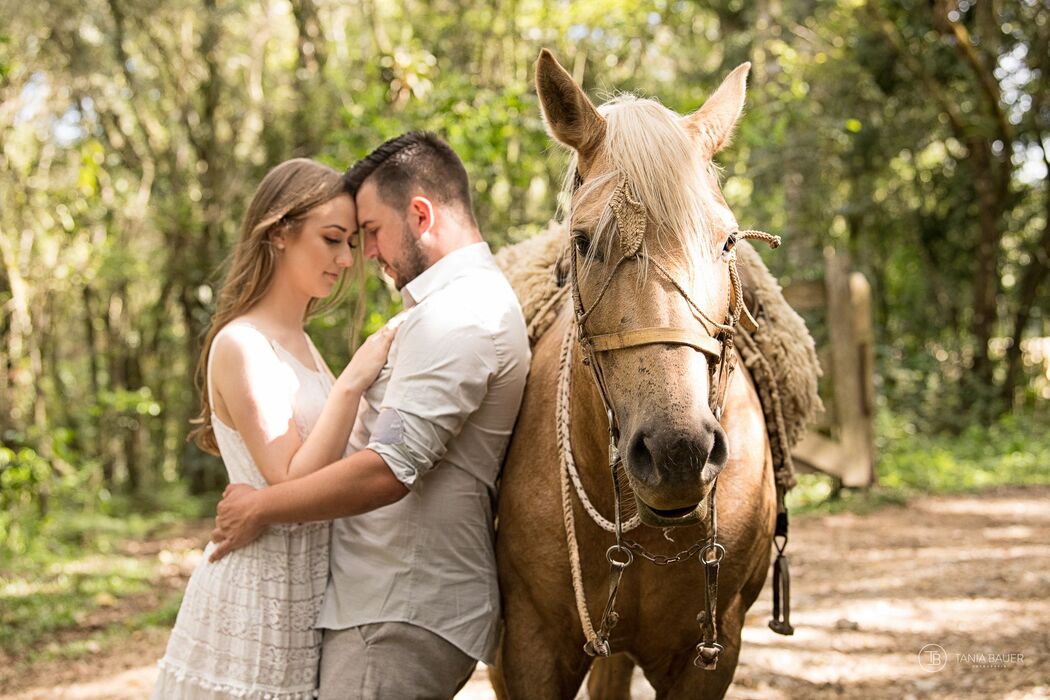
[{"x1": 367, "y1": 311, "x2": 497, "y2": 489}]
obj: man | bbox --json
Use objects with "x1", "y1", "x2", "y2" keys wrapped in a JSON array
[{"x1": 209, "y1": 132, "x2": 531, "y2": 699}]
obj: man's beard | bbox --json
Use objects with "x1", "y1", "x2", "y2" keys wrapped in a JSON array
[{"x1": 387, "y1": 221, "x2": 428, "y2": 290}]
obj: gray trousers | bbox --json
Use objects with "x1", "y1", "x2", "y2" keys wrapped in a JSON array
[{"x1": 318, "y1": 622, "x2": 477, "y2": 700}]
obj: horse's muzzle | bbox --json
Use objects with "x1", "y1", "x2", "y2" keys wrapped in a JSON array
[{"x1": 623, "y1": 417, "x2": 727, "y2": 526}]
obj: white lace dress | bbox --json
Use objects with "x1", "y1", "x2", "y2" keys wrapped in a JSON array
[{"x1": 153, "y1": 325, "x2": 335, "y2": 699}]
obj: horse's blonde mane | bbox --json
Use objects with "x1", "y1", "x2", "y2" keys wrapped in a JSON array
[{"x1": 562, "y1": 94, "x2": 730, "y2": 277}]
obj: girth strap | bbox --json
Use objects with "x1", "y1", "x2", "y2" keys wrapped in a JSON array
[{"x1": 589, "y1": 327, "x2": 723, "y2": 359}]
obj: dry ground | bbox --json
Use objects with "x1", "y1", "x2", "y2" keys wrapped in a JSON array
[{"x1": 3, "y1": 486, "x2": 1047, "y2": 699}]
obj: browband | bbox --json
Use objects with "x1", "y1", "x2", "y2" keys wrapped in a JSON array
[{"x1": 588, "y1": 327, "x2": 723, "y2": 359}]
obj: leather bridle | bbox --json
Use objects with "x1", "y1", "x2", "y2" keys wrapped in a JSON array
[
  {"x1": 561, "y1": 172, "x2": 782, "y2": 668},
  {"x1": 567, "y1": 174, "x2": 772, "y2": 433}
]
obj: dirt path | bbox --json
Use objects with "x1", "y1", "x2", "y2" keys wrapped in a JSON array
[
  {"x1": 4, "y1": 486, "x2": 1048, "y2": 699},
  {"x1": 729, "y1": 486, "x2": 1049, "y2": 700}
]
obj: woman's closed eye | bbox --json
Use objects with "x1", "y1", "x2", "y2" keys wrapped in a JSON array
[{"x1": 322, "y1": 224, "x2": 350, "y2": 247}]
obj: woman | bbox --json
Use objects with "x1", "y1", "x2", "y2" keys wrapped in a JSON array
[{"x1": 153, "y1": 158, "x2": 397, "y2": 698}]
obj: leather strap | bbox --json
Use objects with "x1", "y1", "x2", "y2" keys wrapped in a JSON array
[{"x1": 589, "y1": 327, "x2": 723, "y2": 359}]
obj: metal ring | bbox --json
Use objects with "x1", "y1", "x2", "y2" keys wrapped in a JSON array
[
  {"x1": 606, "y1": 545, "x2": 634, "y2": 568},
  {"x1": 700, "y1": 543, "x2": 725, "y2": 565},
  {"x1": 693, "y1": 641, "x2": 725, "y2": 668}
]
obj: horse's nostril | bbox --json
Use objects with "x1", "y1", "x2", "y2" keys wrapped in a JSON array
[
  {"x1": 627, "y1": 432, "x2": 657, "y2": 486},
  {"x1": 708, "y1": 423, "x2": 728, "y2": 470},
  {"x1": 693, "y1": 419, "x2": 729, "y2": 485}
]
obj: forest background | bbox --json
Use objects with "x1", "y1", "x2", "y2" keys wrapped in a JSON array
[{"x1": 1, "y1": 0, "x2": 1049, "y2": 670}]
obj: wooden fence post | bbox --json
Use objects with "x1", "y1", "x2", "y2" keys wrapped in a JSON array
[{"x1": 790, "y1": 247, "x2": 876, "y2": 487}]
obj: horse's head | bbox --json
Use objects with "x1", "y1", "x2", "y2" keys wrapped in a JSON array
[{"x1": 536, "y1": 49, "x2": 751, "y2": 527}]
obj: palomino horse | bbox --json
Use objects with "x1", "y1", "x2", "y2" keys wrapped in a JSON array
[{"x1": 493, "y1": 50, "x2": 778, "y2": 698}]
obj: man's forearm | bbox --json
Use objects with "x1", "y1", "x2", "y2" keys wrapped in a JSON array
[{"x1": 254, "y1": 448, "x2": 408, "y2": 524}]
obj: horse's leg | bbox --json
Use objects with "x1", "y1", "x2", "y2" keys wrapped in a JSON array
[
  {"x1": 494, "y1": 590, "x2": 591, "y2": 700},
  {"x1": 586, "y1": 655, "x2": 635, "y2": 700},
  {"x1": 666, "y1": 639, "x2": 742, "y2": 700},
  {"x1": 645, "y1": 594, "x2": 748, "y2": 700},
  {"x1": 645, "y1": 638, "x2": 741, "y2": 700}
]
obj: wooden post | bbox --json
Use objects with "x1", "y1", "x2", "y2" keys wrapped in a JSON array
[
  {"x1": 851, "y1": 270, "x2": 876, "y2": 486},
  {"x1": 791, "y1": 248, "x2": 876, "y2": 487}
]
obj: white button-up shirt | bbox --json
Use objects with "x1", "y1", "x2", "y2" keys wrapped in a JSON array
[{"x1": 316, "y1": 242, "x2": 530, "y2": 663}]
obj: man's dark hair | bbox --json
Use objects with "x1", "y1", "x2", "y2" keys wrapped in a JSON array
[{"x1": 345, "y1": 132, "x2": 476, "y2": 225}]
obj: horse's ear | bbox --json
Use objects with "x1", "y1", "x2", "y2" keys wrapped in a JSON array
[
  {"x1": 682, "y1": 62, "x2": 751, "y2": 158},
  {"x1": 535, "y1": 49, "x2": 606, "y2": 158}
]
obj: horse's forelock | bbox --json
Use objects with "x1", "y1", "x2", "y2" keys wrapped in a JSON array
[{"x1": 560, "y1": 95, "x2": 728, "y2": 304}]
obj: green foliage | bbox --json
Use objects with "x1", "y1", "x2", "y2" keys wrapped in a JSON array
[
  {"x1": 0, "y1": 436, "x2": 103, "y2": 558},
  {"x1": 0, "y1": 445, "x2": 54, "y2": 554},
  {"x1": 1, "y1": 0, "x2": 1048, "y2": 578},
  {"x1": 0, "y1": 33, "x2": 10, "y2": 82},
  {"x1": 787, "y1": 474, "x2": 910, "y2": 517},
  {"x1": 0, "y1": 554, "x2": 155, "y2": 653},
  {"x1": 876, "y1": 408, "x2": 1050, "y2": 492},
  {"x1": 0, "y1": 490, "x2": 212, "y2": 660},
  {"x1": 3, "y1": 0, "x2": 1049, "y2": 673},
  {"x1": 0, "y1": 440, "x2": 214, "y2": 562},
  {"x1": 789, "y1": 406, "x2": 1050, "y2": 515}
]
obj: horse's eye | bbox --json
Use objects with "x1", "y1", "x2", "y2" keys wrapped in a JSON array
[{"x1": 572, "y1": 230, "x2": 590, "y2": 255}]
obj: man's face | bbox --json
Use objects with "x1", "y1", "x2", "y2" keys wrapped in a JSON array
[{"x1": 355, "y1": 179, "x2": 428, "y2": 290}]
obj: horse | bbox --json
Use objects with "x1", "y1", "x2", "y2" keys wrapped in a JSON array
[{"x1": 493, "y1": 50, "x2": 779, "y2": 699}]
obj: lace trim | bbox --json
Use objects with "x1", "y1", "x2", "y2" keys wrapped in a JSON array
[{"x1": 155, "y1": 658, "x2": 319, "y2": 699}]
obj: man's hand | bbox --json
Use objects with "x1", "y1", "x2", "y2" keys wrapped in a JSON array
[{"x1": 209, "y1": 483, "x2": 265, "y2": 562}]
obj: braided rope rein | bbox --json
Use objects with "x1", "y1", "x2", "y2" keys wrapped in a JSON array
[
  {"x1": 557, "y1": 315, "x2": 642, "y2": 654},
  {"x1": 557, "y1": 318, "x2": 642, "y2": 535}
]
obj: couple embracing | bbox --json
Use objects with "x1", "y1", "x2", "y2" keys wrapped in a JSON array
[{"x1": 152, "y1": 132, "x2": 531, "y2": 699}]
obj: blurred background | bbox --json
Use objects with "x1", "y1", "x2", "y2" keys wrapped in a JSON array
[{"x1": 1, "y1": 0, "x2": 1048, "y2": 695}]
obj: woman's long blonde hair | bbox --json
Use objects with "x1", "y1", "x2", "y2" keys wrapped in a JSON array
[{"x1": 189, "y1": 158, "x2": 353, "y2": 455}]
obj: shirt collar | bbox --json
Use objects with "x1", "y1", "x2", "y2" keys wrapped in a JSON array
[{"x1": 401, "y1": 241, "x2": 493, "y2": 308}]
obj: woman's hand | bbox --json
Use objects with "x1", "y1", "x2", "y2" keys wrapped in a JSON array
[{"x1": 336, "y1": 312, "x2": 407, "y2": 395}]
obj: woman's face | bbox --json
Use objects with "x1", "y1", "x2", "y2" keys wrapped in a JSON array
[{"x1": 276, "y1": 193, "x2": 357, "y2": 299}]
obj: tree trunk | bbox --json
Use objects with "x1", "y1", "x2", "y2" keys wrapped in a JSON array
[
  {"x1": 82, "y1": 285, "x2": 108, "y2": 478},
  {"x1": 123, "y1": 350, "x2": 143, "y2": 493},
  {"x1": 1002, "y1": 187, "x2": 1050, "y2": 403},
  {"x1": 969, "y1": 141, "x2": 1002, "y2": 390},
  {"x1": 180, "y1": 287, "x2": 217, "y2": 494},
  {"x1": 106, "y1": 287, "x2": 129, "y2": 489},
  {"x1": 290, "y1": 0, "x2": 327, "y2": 156},
  {"x1": 0, "y1": 230, "x2": 35, "y2": 435}
]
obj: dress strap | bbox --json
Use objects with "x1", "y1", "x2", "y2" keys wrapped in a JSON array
[{"x1": 304, "y1": 333, "x2": 336, "y2": 382}]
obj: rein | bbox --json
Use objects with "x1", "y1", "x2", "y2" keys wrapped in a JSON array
[{"x1": 558, "y1": 173, "x2": 789, "y2": 669}]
